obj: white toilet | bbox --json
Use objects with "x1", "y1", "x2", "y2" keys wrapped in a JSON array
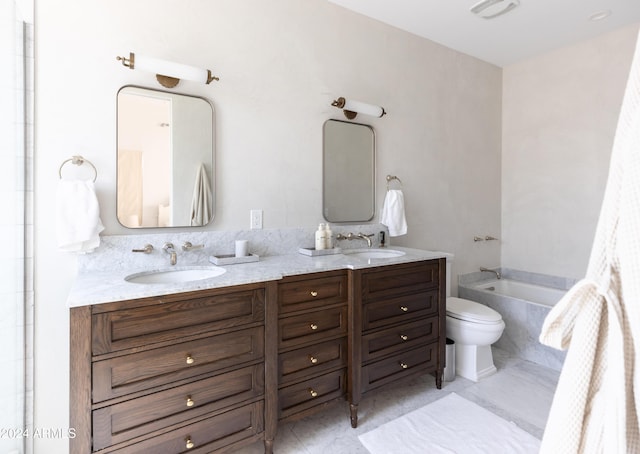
[{"x1": 445, "y1": 262, "x2": 505, "y2": 382}]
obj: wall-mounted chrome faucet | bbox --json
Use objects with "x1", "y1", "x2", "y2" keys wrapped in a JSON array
[
  {"x1": 480, "y1": 267, "x2": 501, "y2": 279},
  {"x1": 163, "y1": 242, "x2": 177, "y2": 265},
  {"x1": 336, "y1": 232, "x2": 375, "y2": 248}
]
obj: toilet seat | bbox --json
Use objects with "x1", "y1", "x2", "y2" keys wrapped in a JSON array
[{"x1": 446, "y1": 297, "x2": 502, "y2": 325}]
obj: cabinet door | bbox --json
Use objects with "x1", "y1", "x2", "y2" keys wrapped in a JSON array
[
  {"x1": 279, "y1": 338, "x2": 347, "y2": 385},
  {"x1": 361, "y1": 317, "x2": 438, "y2": 363},
  {"x1": 361, "y1": 344, "x2": 438, "y2": 393},
  {"x1": 278, "y1": 369, "x2": 346, "y2": 420},
  {"x1": 278, "y1": 272, "x2": 347, "y2": 314},
  {"x1": 278, "y1": 306, "x2": 347, "y2": 349},
  {"x1": 92, "y1": 288, "x2": 265, "y2": 355},
  {"x1": 92, "y1": 364, "x2": 264, "y2": 450},
  {"x1": 362, "y1": 290, "x2": 438, "y2": 331},
  {"x1": 93, "y1": 326, "x2": 264, "y2": 402},
  {"x1": 105, "y1": 402, "x2": 264, "y2": 453}
]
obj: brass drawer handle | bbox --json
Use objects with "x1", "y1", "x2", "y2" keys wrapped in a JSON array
[
  {"x1": 310, "y1": 290, "x2": 318, "y2": 297},
  {"x1": 310, "y1": 323, "x2": 318, "y2": 330},
  {"x1": 309, "y1": 355, "x2": 319, "y2": 364},
  {"x1": 400, "y1": 362, "x2": 408, "y2": 369},
  {"x1": 186, "y1": 396, "x2": 194, "y2": 407},
  {"x1": 400, "y1": 306, "x2": 409, "y2": 312},
  {"x1": 400, "y1": 334, "x2": 408, "y2": 341},
  {"x1": 309, "y1": 388, "x2": 318, "y2": 398},
  {"x1": 185, "y1": 355, "x2": 195, "y2": 365},
  {"x1": 185, "y1": 437, "x2": 194, "y2": 449}
]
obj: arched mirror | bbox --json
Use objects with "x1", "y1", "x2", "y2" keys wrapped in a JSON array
[
  {"x1": 323, "y1": 119, "x2": 375, "y2": 222},
  {"x1": 116, "y1": 86, "x2": 215, "y2": 228}
]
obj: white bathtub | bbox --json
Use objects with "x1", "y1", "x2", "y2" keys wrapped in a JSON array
[
  {"x1": 474, "y1": 279, "x2": 566, "y2": 307},
  {"x1": 459, "y1": 276, "x2": 568, "y2": 371}
]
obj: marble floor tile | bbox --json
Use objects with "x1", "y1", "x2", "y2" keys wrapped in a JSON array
[{"x1": 235, "y1": 348, "x2": 560, "y2": 453}]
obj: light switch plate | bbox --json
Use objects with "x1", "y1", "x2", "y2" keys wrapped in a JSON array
[{"x1": 250, "y1": 209, "x2": 263, "y2": 229}]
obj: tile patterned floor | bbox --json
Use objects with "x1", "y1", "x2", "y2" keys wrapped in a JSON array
[{"x1": 237, "y1": 348, "x2": 560, "y2": 453}]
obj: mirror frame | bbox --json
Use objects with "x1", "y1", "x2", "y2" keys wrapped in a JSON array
[
  {"x1": 322, "y1": 119, "x2": 376, "y2": 223},
  {"x1": 116, "y1": 85, "x2": 215, "y2": 228}
]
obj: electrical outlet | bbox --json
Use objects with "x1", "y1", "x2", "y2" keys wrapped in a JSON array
[{"x1": 250, "y1": 209, "x2": 263, "y2": 229}]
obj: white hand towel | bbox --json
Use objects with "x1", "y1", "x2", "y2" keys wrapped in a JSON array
[
  {"x1": 381, "y1": 189, "x2": 407, "y2": 237},
  {"x1": 56, "y1": 179, "x2": 104, "y2": 253},
  {"x1": 190, "y1": 164, "x2": 212, "y2": 226}
]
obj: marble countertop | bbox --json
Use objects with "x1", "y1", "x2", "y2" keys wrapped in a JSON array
[{"x1": 67, "y1": 247, "x2": 449, "y2": 308}]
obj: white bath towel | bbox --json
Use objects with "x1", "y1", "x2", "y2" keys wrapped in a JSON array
[
  {"x1": 381, "y1": 189, "x2": 407, "y2": 236},
  {"x1": 190, "y1": 164, "x2": 212, "y2": 227},
  {"x1": 56, "y1": 179, "x2": 104, "y2": 253}
]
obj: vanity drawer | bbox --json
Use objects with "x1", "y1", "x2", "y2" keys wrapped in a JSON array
[
  {"x1": 93, "y1": 326, "x2": 264, "y2": 402},
  {"x1": 361, "y1": 261, "x2": 439, "y2": 301},
  {"x1": 362, "y1": 317, "x2": 438, "y2": 364},
  {"x1": 361, "y1": 344, "x2": 437, "y2": 394},
  {"x1": 279, "y1": 338, "x2": 347, "y2": 385},
  {"x1": 278, "y1": 369, "x2": 346, "y2": 420},
  {"x1": 278, "y1": 272, "x2": 347, "y2": 314},
  {"x1": 278, "y1": 306, "x2": 347, "y2": 349},
  {"x1": 92, "y1": 364, "x2": 264, "y2": 450},
  {"x1": 105, "y1": 401, "x2": 264, "y2": 454},
  {"x1": 362, "y1": 290, "x2": 438, "y2": 331},
  {"x1": 92, "y1": 288, "x2": 265, "y2": 355}
]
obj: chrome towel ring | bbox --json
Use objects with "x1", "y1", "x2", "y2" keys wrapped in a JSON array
[{"x1": 59, "y1": 155, "x2": 97, "y2": 182}]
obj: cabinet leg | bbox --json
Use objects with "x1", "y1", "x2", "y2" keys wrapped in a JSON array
[
  {"x1": 264, "y1": 438, "x2": 273, "y2": 454},
  {"x1": 435, "y1": 370, "x2": 443, "y2": 389},
  {"x1": 350, "y1": 403, "x2": 358, "y2": 428}
]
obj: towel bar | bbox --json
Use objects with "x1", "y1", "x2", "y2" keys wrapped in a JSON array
[{"x1": 59, "y1": 155, "x2": 97, "y2": 182}]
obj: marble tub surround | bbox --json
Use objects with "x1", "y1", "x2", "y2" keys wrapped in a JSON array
[
  {"x1": 459, "y1": 267, "x2": 579, "y2": 291},
  {"x1": 458, "y1": 269, "x2": 569, "y2": 371},
  {"x1": 68, "y1": 224, "x2": 450, "y2": 307}
]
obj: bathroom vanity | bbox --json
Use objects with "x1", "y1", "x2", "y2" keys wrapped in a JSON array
[{"x1": 69, "y1": 246, "x2": 446, "y2": 454}]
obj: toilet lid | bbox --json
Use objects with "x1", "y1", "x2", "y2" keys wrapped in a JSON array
[{"x1": 446, "y1": 297, "x2": 502, "y2": 324}]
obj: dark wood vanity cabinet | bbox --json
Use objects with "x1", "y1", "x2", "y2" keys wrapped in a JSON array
[
  {"x1": 276, "y1": 270, "x2": 349, "y2": 421},
  {"x1": 348, "y1": 258, "x2": 446, "y2": 428},
  {"x1": 70, "y1": 258, "x2": 445, "y2": 452},
  {"x1": 70, "y1": 282, "x2": 278, "y2": 454}
]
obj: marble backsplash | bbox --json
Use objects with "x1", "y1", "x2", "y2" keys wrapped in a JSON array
[{"x1": 78, "y1": 224, "x2": 389, "y2": 272}]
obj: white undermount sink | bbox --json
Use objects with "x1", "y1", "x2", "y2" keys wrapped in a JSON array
[
  {"x1": 125, "y1": 266, "x2": 227, "y2": 284},
  {"x1": 343, "y1": 248, "x2": 406, "y2": 259}
]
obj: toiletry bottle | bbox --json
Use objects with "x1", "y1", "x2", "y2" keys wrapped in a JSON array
[
  {"x1": 315, "y1": 223, "x2": 327, "y2": 250},
  {"x1": 325, "y1": 223, "x2": 333, "y2": 249}
]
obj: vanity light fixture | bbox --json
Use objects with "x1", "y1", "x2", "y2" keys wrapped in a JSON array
[
  {"x1": 116, "y1": 52, "x2": 219, "y2": 88},
  {"x1": 331, "y1": 97, "x2": 386, "y2": 120},
  {"x1": 470, "y1": 0, "x2": 520, "y2": 19}
]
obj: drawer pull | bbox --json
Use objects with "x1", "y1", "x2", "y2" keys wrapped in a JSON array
[
  {"x1": 310, "y1": 290, "x2": 318, "y2": 297},
  {"x1": 185, "y1": 437, "x2": 195, "y2": 449},
  {"x1": 185, "y1": 354, "x2": 195, "y2": 365},
  {"x1": 400, "y1": 362, "x2": 409, "y2": 369},
  {"x1": 309, "y1": 388, "x2": 319, "y2": 398},
  {"x1": 310, "y1": 323, "x2": 318, "y2": 330},
  {"x1": 400, "y1": 306, "x2": 409, "y2": 312},
  {"x1": 400, "y1": 334, "x2": 408, "y2": 341},
  {"x1": 309, "y1": 355, "x2": 319, "y2": 364},
  {"x1": 186, "y1": 396, "x2": 194, "y2": 407}
]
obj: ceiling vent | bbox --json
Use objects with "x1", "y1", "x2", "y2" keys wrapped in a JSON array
[{"x1": 470, "y1": 0, "x2": 520, "y2": 19}]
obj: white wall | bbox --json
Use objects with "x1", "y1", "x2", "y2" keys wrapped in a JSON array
[
  {"x1": 502, "y1": 24, "x2": 639, "y2": 279},
  {"x1": 35, "y1": 1, "x2": 502, "y2": 451}
]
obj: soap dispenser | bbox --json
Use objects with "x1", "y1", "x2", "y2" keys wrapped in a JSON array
[
  {"x1": 324, "y1": 223, "x2": 333, "y2": 249},
  {"x1": 315, "y1": 223, "x2": 327, "y2": 250}
]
